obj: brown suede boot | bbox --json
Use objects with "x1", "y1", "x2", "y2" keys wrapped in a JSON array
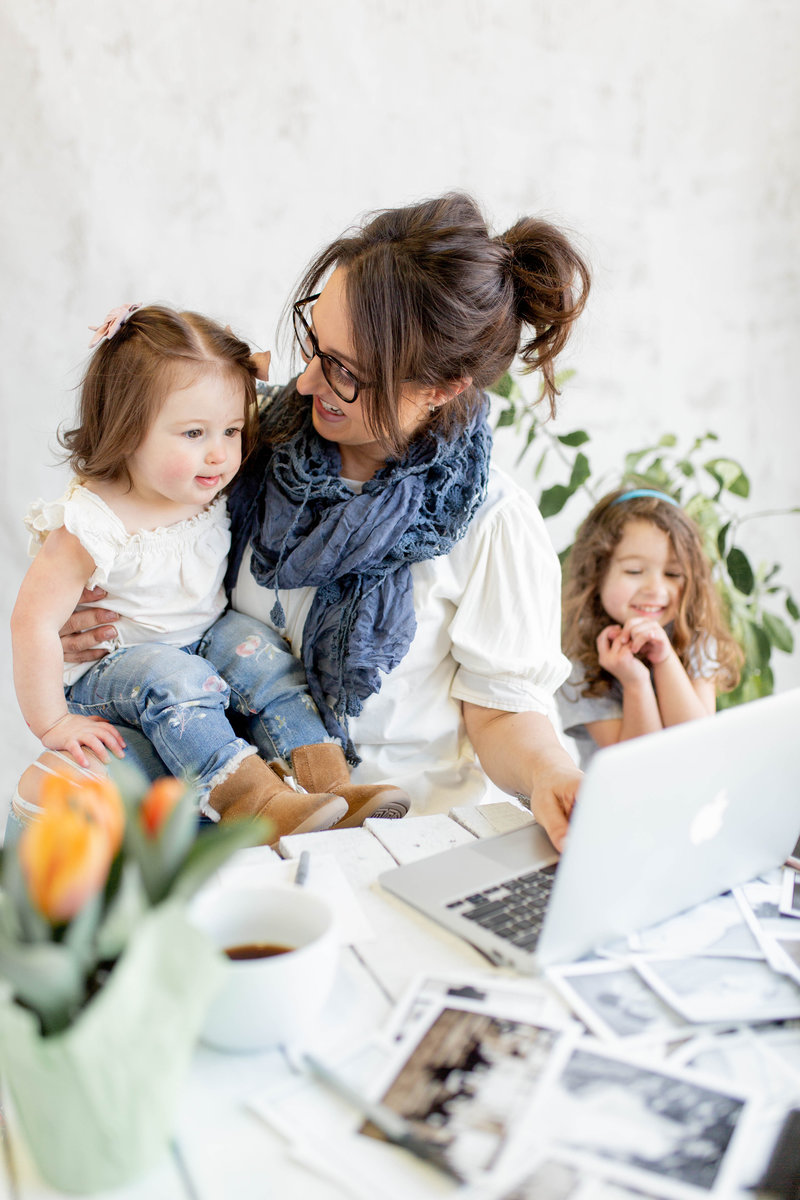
[
  {"x1": 288, "y1": 743, "x2": 410, "y2": 829},
  {"x1": 207, "y1": 754, "x2": 347, "y2": 845}
]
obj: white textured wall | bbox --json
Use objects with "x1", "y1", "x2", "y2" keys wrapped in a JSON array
[{"x1": 2, "y1": 1, "x2": 799, "y2": 817}]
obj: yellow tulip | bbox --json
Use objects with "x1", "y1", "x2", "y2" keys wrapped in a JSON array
[
  {"x1": 37, "y1": 772, "x2": 125, "y2": 855},
  {"x1": 18, "y1": 800, "x2": 115, "y2": 924}
]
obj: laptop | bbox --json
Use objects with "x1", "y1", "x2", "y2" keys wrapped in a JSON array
[{"x1": 379, "y1": 689, "x2": 800, "y2": 970}]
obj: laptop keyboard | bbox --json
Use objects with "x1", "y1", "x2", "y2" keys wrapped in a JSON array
[{"x1": 445, "y1": 863, "x2": 558, "y2": 952}]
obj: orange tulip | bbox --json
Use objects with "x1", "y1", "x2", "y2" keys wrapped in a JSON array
[
  {"x1": 37, "y1": 772, "x2": 125, "y2": 855},
  {"x1": 18, "y1": 800, "x2": 115, "y2": 924},
  {"x1": 139, "y1": 777, "x2": 186, "y2": 839}
]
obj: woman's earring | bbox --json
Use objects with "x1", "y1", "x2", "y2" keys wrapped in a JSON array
[{"x1": 428, "y1": 404, "x2": 436, "y2": 415}]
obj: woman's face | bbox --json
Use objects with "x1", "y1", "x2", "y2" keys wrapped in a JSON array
[{"x1": 295, "y1": 268, "x2": 435, "y2": 481}]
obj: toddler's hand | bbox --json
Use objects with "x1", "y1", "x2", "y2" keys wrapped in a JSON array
[
  {"x1": 41, "y1": 714, "x2": 126, "y2": 769},
  {"x1": 597, "y1": 624, "x2": 650, "y2": 684},
  {"x1": 620, "y1": 617, "x2": 673, "y2": 665}
]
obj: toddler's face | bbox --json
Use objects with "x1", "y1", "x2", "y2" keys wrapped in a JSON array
[
  {"x1": 128, "y1": 370, "x2": 246, "y2": 515},
  {"x1": 599, "y1": 519, "x2": 685, "y2": 627}
]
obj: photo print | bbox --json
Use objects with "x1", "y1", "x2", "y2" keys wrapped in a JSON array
[
  {"x1": 634, "y1": 956, "x2": 800, "y2": 1025},
  {"x1": 547, "y1": 961, "x2": 690, "y2": 1042},
  {"x1": 542, "y1": 1043, "x2": 752, "y2": 1198},
  {"x1": 362, "y1": 1006, "x2": 568, "y2": 1180}
]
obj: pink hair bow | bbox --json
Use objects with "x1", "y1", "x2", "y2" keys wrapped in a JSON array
[{"x1": 88, "y1": 303, "x2": 141, "y2": 348}]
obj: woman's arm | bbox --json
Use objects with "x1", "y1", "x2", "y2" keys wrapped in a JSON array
[
  {"x1": 12, "y1": 528, "x2": 126, "y2": 765},
  {"x1": 462, "y1": 702, "x2": 581, "y2": 852}
]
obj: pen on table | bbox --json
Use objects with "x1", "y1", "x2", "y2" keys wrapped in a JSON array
[
  {"x1": 295, "y1": 850, "x2": 311, "y2": 887},
  {"x1": 302, "y1": 1052, "x2": 464, "y2": 1184}
]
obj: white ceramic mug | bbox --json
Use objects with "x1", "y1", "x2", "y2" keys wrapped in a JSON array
[{"x1": 190, "y1": 883, "x2": 339, "y2": 1053}]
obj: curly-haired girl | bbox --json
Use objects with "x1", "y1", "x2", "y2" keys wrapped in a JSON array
[{"x1": 558, "y1": 488, "x2": 742, "y2": 767}]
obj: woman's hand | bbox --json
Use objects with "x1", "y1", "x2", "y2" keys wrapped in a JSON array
[
  {"x1": 59, "y1": 587, "x2": 119, "y2": 664},
  {"x1": 41, "y1": 713, "x2": 126, "y2": 769},
  {"x1": 462, "y1": 704, "x2": 582, "y2": 853},
  {"x1": 527, "y1": 757, "x2": 583, "y2": 854}
]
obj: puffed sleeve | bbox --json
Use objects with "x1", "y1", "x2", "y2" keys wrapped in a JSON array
[
  {"x1": 23, "y1": 482, "x2": 124, "y2": 585},
  {"x1": 447, "y1": 476, "x2": 570, "y2": 714}
]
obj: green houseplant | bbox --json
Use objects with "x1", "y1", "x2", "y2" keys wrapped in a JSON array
[{"x1": 493, "y1": 371, "x2": 799, "y2": 707}]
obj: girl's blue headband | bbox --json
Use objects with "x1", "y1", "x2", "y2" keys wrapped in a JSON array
[{"x1": 610, "y1": 488, "x2": 680, "y2": 508}]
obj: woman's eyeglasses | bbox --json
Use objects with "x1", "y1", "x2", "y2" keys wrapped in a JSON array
[{"x1": 292, "y1": 294, "x2": 367, "y2": 404}]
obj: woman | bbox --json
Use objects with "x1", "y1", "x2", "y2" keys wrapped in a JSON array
[{"x1": 38, "y1": 192, "x2": 590, "y2": 851}]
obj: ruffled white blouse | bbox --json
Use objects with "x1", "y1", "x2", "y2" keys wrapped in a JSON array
[
  {"x1": 232, "y1": 465, "x2": 570, "y2": 815},
  {"x1": 25, "y1": 481, "x2": 230, "y2": 685}
]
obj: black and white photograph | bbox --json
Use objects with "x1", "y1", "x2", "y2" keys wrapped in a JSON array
[
  {"x1": 542, "y1": 1044, "x2": 752, "y2": 1198},
  {"x1": 734, "y1": 875, "x2": 800, "y2": 945},
  {"x1": 670, "y1": 1027, "x2": 800, "y2": 1111},
  {"x1": 634, "y1": 956, "x2": 800, "y2": 1025},
  {"x1": 779, "y1": 869, "x2": 800, "y2": 921},
  {"x1": 624, "y1": 892, "x2": 762, "y2": 960},
  {"x1": 547, "y1": 962, "x2": 689, "y2": 1042},
  {"x1": 385, "y1": 971, "x2": 574, "y2": 1048},
  {"x1": 363, "y1": 1006, "x2": 566, "y2": 1179}
]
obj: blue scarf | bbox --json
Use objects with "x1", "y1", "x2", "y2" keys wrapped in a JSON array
[{"x1": 226, "y1": 384, "x2": 492, "y2": 760}]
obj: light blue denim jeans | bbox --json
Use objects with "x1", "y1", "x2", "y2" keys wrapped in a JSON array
[{"x1": 64, "y1": 609, "x2": 332, "y2": 797}]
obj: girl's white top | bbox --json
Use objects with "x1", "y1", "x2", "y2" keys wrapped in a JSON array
[
  {"x1": 232, "y1": 465, "x2": 570, "y2": 816},
  {"x1": 25, "y1": 481, "x2": 229, "y2": 685}
]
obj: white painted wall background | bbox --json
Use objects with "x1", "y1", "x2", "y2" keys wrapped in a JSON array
[{"x1": 2, "y1": 1, "x2": 798, "y2": 821}]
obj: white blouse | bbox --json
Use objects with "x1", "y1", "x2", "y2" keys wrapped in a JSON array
[
  {"x1": 232, "y1": 465, "x2": 570, "y2": 815},
  {"x1": 25, "y1": 481, "x2": 230, "y2": 685}
]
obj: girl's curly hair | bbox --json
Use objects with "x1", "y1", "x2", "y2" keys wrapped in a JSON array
[{"x1": 562, "y1": 489, "x2": 743, "y2": 699}]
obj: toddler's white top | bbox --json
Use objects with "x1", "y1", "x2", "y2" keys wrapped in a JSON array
[
  {"x1": 232, "y1": 465, "x2": 570, "y2": 816},
  {"x1": 25, "y1": 480, "x2": 229, "y2": 685}
]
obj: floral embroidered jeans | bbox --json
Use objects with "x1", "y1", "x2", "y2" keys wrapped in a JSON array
[{"x1": 65, "y1": 609, "x2": 332, "y2": 797}]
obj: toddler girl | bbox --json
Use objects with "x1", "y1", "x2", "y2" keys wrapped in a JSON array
[
  {"x1": 557, "y1": 488, "x2": 742, "y2": 767},
  {"x1": 12, "y1": 304, "x2": 408, "y2": 841}
]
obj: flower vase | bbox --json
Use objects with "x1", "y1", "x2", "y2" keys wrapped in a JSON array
[{"x1": 0, "y1": 901, "x2": 224, "y2": 1194}]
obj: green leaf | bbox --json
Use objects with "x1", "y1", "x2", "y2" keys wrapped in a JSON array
[
  {"x1": 539, "y1": 484, "x2": 573, "y2": 518},
  {"x1": 762, "y1": 612, "x2": 795, "y2": 654},
  {"x1": 533, "y1": 448, "x2": 549, "y2": 480},
  {"x1": 169, "y1": 818, "x2": 271, "y2": 902},
  {"x1": 704, "y1": 457, "x2": 748, "y2": 497},
  {"x1": 569, "y1": 451, "x2": 591, "y2": 489},
  {"x1": 658, "y1": 433, "x2": 678, "y2": 447},
  {"x1": 557, "y1": 430, "x2": 590, "y2": 448},
  {"x1": 786, "y1": 594, "x2": 800, "y2": 621},
  {"x1": 94, "y1": 861, "x2": 148, "y2": 961},
  {"x1": 495, "y1": 408, "x2": 515, "y2": 429},
  {"x1": 624, "y1": 449, "x2": 649, "y2": 474},
  {"x1": 716, "y1": 521, "x2": 730, "y2": 558},
  {"x1": 492, "y1": 371, "x2": 516, "y2": 400},
  {"x1": 0, "y1": 932, "x2": 85, "y2": 1034},
  {"x1": 727, "y1": 547, "x2": 755, "y2": 595}
]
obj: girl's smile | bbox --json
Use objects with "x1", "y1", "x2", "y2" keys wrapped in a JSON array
[{"x1": 600, "y1": 519, "x2": 685, "y2": 627}]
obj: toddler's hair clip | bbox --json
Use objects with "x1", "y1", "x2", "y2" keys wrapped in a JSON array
[
  {"x1": 88, "y1": 303, "x2": 141, "y2": 348},
  {"x1": 611, "y1": 488, "x2": 680, "y2": 508}
]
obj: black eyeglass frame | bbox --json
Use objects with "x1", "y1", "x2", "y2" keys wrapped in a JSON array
[{"x1": 292, "y1": 293, "x2": 372, "y2": 404}]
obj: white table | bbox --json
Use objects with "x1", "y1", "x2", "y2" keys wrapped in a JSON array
[{"x1": 2, "y1": 803, "x2": 796, "y2": 1199}]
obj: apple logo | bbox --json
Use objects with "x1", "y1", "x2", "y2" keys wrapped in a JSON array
[{"x1": 690, "y1": 788, "x2": 730, "y2": 845}]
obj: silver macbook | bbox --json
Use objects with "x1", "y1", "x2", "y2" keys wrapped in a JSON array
[{"x1": 380, "y1": 689, "x2": 800, "y2": 970}]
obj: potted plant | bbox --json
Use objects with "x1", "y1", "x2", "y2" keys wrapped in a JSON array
[
  {"x1": 493, "y1": 371, "x2": 799, "y2": 706},
  {"x1": 0, "y1": 764, "x2": 268, "y2": 1193}
]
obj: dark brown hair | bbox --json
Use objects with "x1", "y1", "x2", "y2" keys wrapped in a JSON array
[
  {"x1": 283, "y1": 192, "x2": 590, "y2": 457},
  {"x1": 60, "y1": 305, "x2": 259, "y2": 485},
  {"x1": 562, "y1": 489, "x2": 743, "y2": 697}
]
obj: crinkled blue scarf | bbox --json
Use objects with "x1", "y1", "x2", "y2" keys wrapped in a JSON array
[{"x1": 226, "y1": 384, "x2": 492, "y2": 760}]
